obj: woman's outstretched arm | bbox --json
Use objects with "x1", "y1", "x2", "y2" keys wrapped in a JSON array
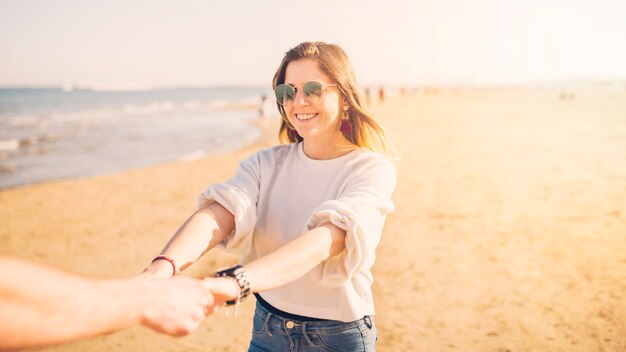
[
  {"x1": 211, "y1": 222, "x2": 346, "y2": 298},
  {"x1": 245, "y1": 222, "x2": 345, "y2": 292},
  {"x1": 142, "y1": 202, "x2": 236, "y2": 278}
]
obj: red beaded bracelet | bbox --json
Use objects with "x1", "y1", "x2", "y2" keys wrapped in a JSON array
[{"x1": 151, "y1": 255, "x2": 179, "y2": 276}]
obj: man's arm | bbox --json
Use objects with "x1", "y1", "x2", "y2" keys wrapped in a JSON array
[{"x1": 0, "y1": 256, "x2": 220, "y2": 351}]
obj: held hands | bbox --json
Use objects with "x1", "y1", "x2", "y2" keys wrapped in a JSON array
[{"x1": 137, "y1": 275, "x2": 240, "y2": 336}]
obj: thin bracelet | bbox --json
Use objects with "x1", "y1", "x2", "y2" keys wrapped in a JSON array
[{"x1": 151, "y1": 255, "x2": 179, "y2": 276}]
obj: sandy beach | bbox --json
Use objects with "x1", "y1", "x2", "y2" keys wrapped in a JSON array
[{"x1": 1, "y1": 87, "x2": 625, "y2": 351}]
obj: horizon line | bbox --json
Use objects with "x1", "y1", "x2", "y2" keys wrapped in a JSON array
[{"x1": 1, "y1": 78, "x2": 625, "y2": 92}]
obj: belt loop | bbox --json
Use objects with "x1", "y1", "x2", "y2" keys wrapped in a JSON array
[
  {"x1": 364, "y1": 316, "x2": 373, "y2": 329},
  {"x1": 302, "y1": 322, "x2": 314, "y2": 345},
  {"x1": 264, "y1": 312, "x2": 274, "y2": 336},
  {"x1": 357, "y1": 317, "x2": 368, "y2": 336}
]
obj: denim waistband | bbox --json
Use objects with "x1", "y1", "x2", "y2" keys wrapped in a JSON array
[
  {"x1": 254, "y1": 293, "x2": 329, "y2": 322},
  {"x1": 253, "y1": 299, "x2": 374, "y2": 335}
]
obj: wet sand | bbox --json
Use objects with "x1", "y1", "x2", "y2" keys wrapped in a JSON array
[{"x1": 1, "y1": 86, "x2": 625, "y2": 351}]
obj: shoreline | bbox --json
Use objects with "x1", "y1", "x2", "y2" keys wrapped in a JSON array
[
  {"x1": 0, "y1": 110, "x2": 270, "y2": 190},
  {"x1": 0, "y1": 86, "x2": 276, "y2": 190}
]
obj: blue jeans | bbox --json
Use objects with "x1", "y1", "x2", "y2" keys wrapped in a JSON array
[{"x1": 248, "y1": 301, "x2": 377, "y2": 352}]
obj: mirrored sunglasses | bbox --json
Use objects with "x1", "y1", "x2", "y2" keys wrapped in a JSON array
[{"x1": 274, "y1": 81, "x2": 337, "y2": 106}]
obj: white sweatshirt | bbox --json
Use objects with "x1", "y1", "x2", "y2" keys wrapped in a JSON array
[{"x1": 198, "y1": 142, "x2": 396, "y2": 322}]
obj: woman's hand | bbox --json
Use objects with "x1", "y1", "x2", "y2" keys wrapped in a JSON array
[{"x1": 203, "y1": 277, "x2": 241, "y2": 306}]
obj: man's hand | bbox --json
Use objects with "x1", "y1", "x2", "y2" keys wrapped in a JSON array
[{"x1": 139, "y1": 276, "x2": 219, "y2": 336}]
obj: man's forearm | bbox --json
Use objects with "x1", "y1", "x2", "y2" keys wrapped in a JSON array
[{"x1": 0, "y1": 258, "x2": 148, "y2": 350}]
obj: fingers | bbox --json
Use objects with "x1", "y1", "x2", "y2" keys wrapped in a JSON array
[
  {"x1": 202, "y1": 277, "x2": 239, "y2": 303},
  {"x1": 139, "y1": 275, "x2": 239, "y2": 336},
  {"x1": 201, "y1": 278, "x2": 230, "y2": 314},
  {"x1": 204, "y1": 304, "x2": 220, "y2": 316},
  {"x1": 140, "y1": 276, "x2": 220, "y2": 336}
]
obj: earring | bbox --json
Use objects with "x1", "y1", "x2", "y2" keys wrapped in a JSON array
[
  {"x1": 340, "y1": 105, "x2": 352, "y2": 134},
  {"x1": 284, "y1": 116, "x2": 301, "y2": 140},
  {"x1": 289, "y1": 128, "x2": 301, "y2": 139}
]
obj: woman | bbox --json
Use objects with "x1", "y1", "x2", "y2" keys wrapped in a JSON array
[{"x1": 142, "y1": 41, "x2": 397, "y2": 351}]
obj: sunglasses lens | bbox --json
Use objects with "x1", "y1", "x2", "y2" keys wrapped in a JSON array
[
  {"x1": 303, "y1": 81, "x2": 323, "y2": 103},
  {"x1": 275, "y1": 84, "x2": 295, "y2": 105}
]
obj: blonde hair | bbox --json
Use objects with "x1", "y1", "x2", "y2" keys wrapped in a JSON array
[{"x1": 272, "y1": 42, "x2": 397, "y2": 159}]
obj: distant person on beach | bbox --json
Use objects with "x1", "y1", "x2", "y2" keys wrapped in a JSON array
[
  {"x1": 142, "y1": 41, "x2": 397, "y2": 351},
  {"x1": 259, "y1": 93, "x2": 277, "y2": 120},
  {"x1": 378, "y1": 87, "x2": 385, "y2": 102},
  {"x1": 258, "y1": 94, "x2": 268, "y2": 119},
  {"x1": 0, "y1": 256, "x2": 227, "y2": 350}
]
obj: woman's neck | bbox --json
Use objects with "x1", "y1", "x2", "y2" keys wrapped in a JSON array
[{"x1": 302, "y1": 139, "x2": 357, "y2": 160}]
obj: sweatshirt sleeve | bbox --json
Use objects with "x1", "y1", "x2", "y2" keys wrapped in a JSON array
[
  {"x1": 196, "y1": 152, "x2": 260, "y2": 255},
  {"x1": 305, "y1": 157, "x2": 397, "y2": 287}
]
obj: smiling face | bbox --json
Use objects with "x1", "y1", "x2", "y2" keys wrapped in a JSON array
[{"x1": 283, "y1": 58, "x2": 344, "y2": 145}]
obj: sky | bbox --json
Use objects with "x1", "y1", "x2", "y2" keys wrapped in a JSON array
[{"x1": 0, "y1": 0, "x2": 625, "y2": 88}]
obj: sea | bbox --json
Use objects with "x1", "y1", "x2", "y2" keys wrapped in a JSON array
[{"x1": 0, "y1": 86, "x2": 276, "y2": 189}]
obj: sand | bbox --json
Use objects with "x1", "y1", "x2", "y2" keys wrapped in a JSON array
[{"x1": 1, "y1": 87, "x2": 625, "y2": 351}]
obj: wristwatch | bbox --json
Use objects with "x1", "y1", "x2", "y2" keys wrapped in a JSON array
[{"x1": 214, "y1": 265, "x2": 251, "y2": 305}]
